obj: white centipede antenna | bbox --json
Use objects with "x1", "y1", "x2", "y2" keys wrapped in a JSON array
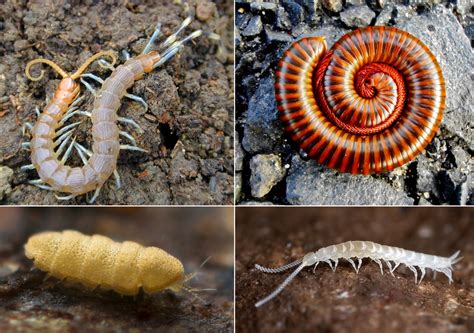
[{"x1": 255, "y1": 262, "x2": 306, "y2": 308}]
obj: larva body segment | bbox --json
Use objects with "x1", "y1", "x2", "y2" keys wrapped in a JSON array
[
  {"x1": 255, "y1": 241, "x2": 462, "y2": 307},
  {"x1": 276, "y1": 26, "x2": 445, "y2": 174},
  {"x1": 25, "y1": 230, "x2": 185, "y2": 296}
]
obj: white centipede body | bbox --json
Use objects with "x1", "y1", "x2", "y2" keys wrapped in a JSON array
[{"x1": 254, "y1": 241, "x2": 462, "y2": 308}]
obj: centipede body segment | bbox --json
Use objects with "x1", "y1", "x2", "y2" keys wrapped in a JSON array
[{"x1": 276, "y1": 26, "x2": 445, "y2": 174}]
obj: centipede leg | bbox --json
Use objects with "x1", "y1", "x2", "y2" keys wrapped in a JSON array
[
  {"x1": 54, "y1": 129, "x2": 75, "y2": 148},
  {"x1": 80, "y1": 77, "x2": 98, "y2": 96},
  {"x1": 82, "y1": 73, "x2": 148, "y2": 111},
  {"x1": 88, "y1": 186, "x2": 101, "y2": 204},
  {"x1": 385, "y1": 260, "x2": 395, "y2": 277},
  {"x1": 312, "y1": 262, "x2": 319, "y2": 273},
  {"x1": 55, "y1": 121, "x2": 82, "y2": 137},
  {"x1": 418, "y1": 267, "x2": 426, "y2": 284},
  {"x1": 60, "y1": 137, "x2": 77, "y2": 163},
  {"x1": 120, "y1": 144, "x2": 148, "y2": 153},
  {"x1": 75, "y1": 142, "x2": 92, "y2": 157},
  {"x1": 20, "y1": 164, "x2": 35, "y2": 171},
  {"x1": 35, "y1": 107, "x2": 40, "y2": 117},
  {"x1": 74, "y1": 143, "x2": 89, "y2": 165},
  {"x1": 119, "y1": 131, "x2": 137, "y2": 146},
  {"x1": 122, "y1": 50, "x2": 131, "y2": 60},
  {"x1": 60, "y1": 110, "x2": 91, "y2": 125},
  {"x1": 118, "y1": 117, "x2": 143, "y2": 133},
  {"x1": 22, "y1": 122, "x2": 33, "y2": 136},
  {"x1": 113, "y1": 170, "x2": 121, "y2": 189},
  {"x1": 55, "y1": 194, "x2": 76, "y2": 201},
  {"x1": 29, "y1": 179, "x2": 53, "y2": 191},
  {"x1": 21, "y1": 142, "x2": 30, "y2": 150},
  {"x1": 55, "y1": 133, "x2": 73, "y2": 157},
  {"x1": 373, "y1": 259, "x2": 384, "y2": 275},
  {"x1": 407, "y1": 265, "x2": 418, "y2": 283}
]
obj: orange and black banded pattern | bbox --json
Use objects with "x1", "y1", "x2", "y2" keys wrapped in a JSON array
[{"x1": 276, "y1": 26, "x2": 445, "y2": 174}]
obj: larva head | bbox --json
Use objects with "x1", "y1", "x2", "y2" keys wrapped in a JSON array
[{"x1": 139, "y1": 247, "x2": 185, "y2": 294}]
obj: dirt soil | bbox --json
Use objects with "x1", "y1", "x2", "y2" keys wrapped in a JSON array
[
  {"x1": 236, "y1": 207, "x2": 474, "y2": 333},
  {"x1": 0, "y1": 207, "x2": 234, "y2": 332},
  {"x1": 0, "y1": 0, "x2": 234, "y2": 205}
]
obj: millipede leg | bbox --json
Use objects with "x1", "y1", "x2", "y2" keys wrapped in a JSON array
[
  {"x1": 118, "y1": 117, "x2": 143, "y2": 133},
  {"x1": 113, "y1": 170, "x2": 121, "y2": 189},
  {"x1": 120, "y1": 144, "x2": 148, "y2": 153},
  {"x1": 119, "y1": 131, "x2": 137, "y2": 146},
  {"x1": 20, "y1": 164, "x2": 35, "y2": 171},
  {"x1": 357, "y1": 258, "x2": 363, "y2": 272},
  {"x1": 324, "y1": 259, "x2": 334, "y2": 271}
]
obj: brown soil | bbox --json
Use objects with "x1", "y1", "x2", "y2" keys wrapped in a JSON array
[
  {"x1": 0, "y1": 207, "x2": 234, "y2": 332},
  {"x1": 0, "y1": 0, "x2": 234, "y2": 205},
  {"x1": 236, "y1": 207, "x2": 474, "y2": 333}
]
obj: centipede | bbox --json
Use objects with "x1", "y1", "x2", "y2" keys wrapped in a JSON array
[
  {"x1": 276, "y1": 26, "x2": 445, "y2": 174},
  {"x1": 25, "y1": 230, "x2": 204, "y2": 296},
  {"x1": 254, "y1": 241, "x2": 462, "y2": 307},
  {"x1": 21, "y1": 17, "x2": 202, "y2": 202}
]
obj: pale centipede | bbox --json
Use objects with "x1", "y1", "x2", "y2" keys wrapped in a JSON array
[
  {"x1": 276, "y1": 26, "x2": 445, "y2": 174},
  {"x1": 255, "y1": 241, "x2": 462, "y2": 307},
  {"x1": 25, "y1": 230, "x2": 204, "y2": 296},
  {"x1": 21, "y1": 18, "x2": 202, "y2": 202}
]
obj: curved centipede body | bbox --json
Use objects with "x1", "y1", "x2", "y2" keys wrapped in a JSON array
[
  {"x1": 255, "y1": 241, "x2": 462, "y2": 307},
  {"x1": 22, "y1": 18, "x2": 202, "y2": 202},
  {"x1": 25, "y1": 230, "x2": 185, "y2": 295},
  {"x1": 276, "y1": 26, "x2": 445, "y2": 174}
]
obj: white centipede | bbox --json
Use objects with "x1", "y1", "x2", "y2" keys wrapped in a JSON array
[{"x1": 254, "y1": 241, "x2": 462, "y2": 308}]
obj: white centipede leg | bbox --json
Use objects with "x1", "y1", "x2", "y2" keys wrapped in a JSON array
[
  {"x1": 55, "y1": 194, "x2": 76, "y2": 201},
  {"x1": 324, "y1": 259, "x2": 335, "y2": 272},
  {"x1": 22, "y1": 122, "x2": 33, "y2": 136},
  {"x1": 407, "y1": 265, "x2": 418, "y2": 283},
  {"x1": 391, "y1": 262, "x2": 400, "y2": 274},
  {"x1": 118, "y1": 117, "x2": 143, "y2": 133},
  {"x1": 80, "y1": 77, "x2": 98, "y2": 96},
  {"x1": 55, "y1": 133, "x2": 73, "y2": 157},
  {"x1": 88, "y1": 187, "x2": 101, "y2": 204},
  {"x1": 54, "y1": 129, "x2": 75, "y2": 148},
  {"x1": 75, "y1": 142, "x2": 93, "y2": 157},
  {"x1": 161, "y1": 16, "x2": 192, "y2": 49},
  {"x1": 63, "y1": 106, "x2": 79, "y2": 118},
  {"x1": 60, "y1": 110, "x2": 91, "y2": 125},
  {"x1": 113, "y1": 170, "x2": 121, "y2": 189},
  {"x1": 20, "y1": 164, "x2": 35, "y2": 171},
  {"x1": 60, "y1": 137, "x2": 77, "y2": 164},
  {"x1": 357, "y1": 258, "x2": 363, "y2": 272},
  {"x1": 119, "y1": 131, "x2": 137, "y2": 146},
  {"x1": 35, "y1": 107, "x2": 41, "y2": 117},
  {"x1": 29, "y1": 179, "x2": 53, "y2": 191},
  {"x1": 312, "y1": 262, "x2": 319, "y2": 273},
  {"x1": 418, "y1": 267, "x2": 426, "y2": 284},
  {"x1": 373, "y1": 259, "x2": 384, "y2": 275},
  {"x1": 120, "y1": 144, "x2": 148, "y2": 153},
  {"x1": 122, "y1": 50, "x2": 131, "y2": 61},
  {"x1": 21, "y1": 142, "x2": 30, "y2": 150},
  {"x1": 347, "y1": 258, "x2": 359, "y2": 273},
  {"x1": 74, "y1": 143, "x2": 89, "y2": 165},
  {"x1": 333, "y1": 259, "x2": 338, "y2": 271},
  {"x1": 55, "y1": 121, "x2": 82, "y2": 137},
  {"x1": 385, "y1": 261, "x2": 395, "y2": 277},
  {"x1": 70, "y1": 95, "x2": 85, "y2": 108}
]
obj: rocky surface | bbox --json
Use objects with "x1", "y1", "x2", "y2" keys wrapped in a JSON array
[
  {"x1": 236, "y1": 0, "x2": 473, "y2": 205},
  {"x1": 236, "y1": 207, "x2": 474, "y2": 332},
  {"x1": 0, "y1": 208, "x2": 234, "y2": 332},
  {"x1": 0, "y1": 0, "x2": 234, "y2": 205},
  {"x1": 249, "y1": 154, "x2": 286, "y2": 198}
]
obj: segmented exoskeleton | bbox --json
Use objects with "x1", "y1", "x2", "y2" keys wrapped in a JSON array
[
  {"x1": 255, "y1": 241, "x2": 462, "y2": 307},
  {"x1": 21, "y1": 17, "x2": 202, "y2": 203}
]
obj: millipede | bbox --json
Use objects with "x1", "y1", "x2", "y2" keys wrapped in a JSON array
[
  {"x1": 25, "y1": 230, "x2": 201, "y2": 296},
  {"x1": 254, "y1": 241, "x2": 462, "y2": 307},
  {"x1": 276, "y1": 26, "x2": 445, "y2": 174},
  {"x1": 21, "y1": 17, "x2": 202, "y2": 202}
]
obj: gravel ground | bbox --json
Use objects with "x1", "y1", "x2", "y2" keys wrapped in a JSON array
[
  {"x1": 0, "y1": 0, "x2": 234, "y2": 205},
  {"x1": 235, "y1": 0, "x2": 473, "y2": 205},
  {"x1": 0, "y1": 207, "x2": 234, "y2": 332},
  {"x1": 236, "y1": 207, "x2": 473, "y2": 332}
]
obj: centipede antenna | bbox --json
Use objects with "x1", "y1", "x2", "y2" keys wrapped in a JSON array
[
  {"x1": 255, "y1": 263, "x2": 306, "y2": 308},
  {"x1": 255, "y1": 258, "x2": 303, "y2": 274},
  {"x1": 143, "y1": 22, "x2": 162, "y2": 55}
]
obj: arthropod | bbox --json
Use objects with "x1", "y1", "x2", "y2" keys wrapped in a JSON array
[
  {"x1": 25, "y1": 230, "x2": 197, "y2": 296},
  {"x1": 21, "y1": 18, "x2": 202, "y2": 202},
  {"x1": 276, "y1": 26, "x2": 445, "y2": 174},
  {"x1": 254, "y1": 241, "x2": 462, "y2": 307}
]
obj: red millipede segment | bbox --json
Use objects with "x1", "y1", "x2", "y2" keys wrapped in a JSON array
[{"x1": 276, "y1": 26, "x2": 445, "y2": 175}]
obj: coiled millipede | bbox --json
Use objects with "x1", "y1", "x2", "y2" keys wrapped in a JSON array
[
  {"x1": 276, "y1": 26, "x2": 445, "y2": 174},
  {"x1": 21, "y1": 18, "x2": 202, "y2": 202}
]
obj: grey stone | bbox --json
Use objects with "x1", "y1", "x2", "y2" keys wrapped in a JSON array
[
  {"x1": 0, "y1": 166, "x2": 14, "y2": 201},
  {"x1": 281, "y1": 2, "x2": 305, "y2": 26},
  {"x1": 264, "y1": 27, "x2": 293, "y2": 43},
  {"x1": 393, "y1": 4, "x2": 415, "y2": 25},
  {"x1": 346, "y1": 0, "x2": 366, "y2": 5},
  {"x1": 453, "y1": 0, "x2": 473, "y2": 16},
  {"x1": 250, "y1": 154, "x2": 286, "y2": 198},
  {"x1": 276, "y1": 7, "x2": 292, "y2": 30},
  {"x1": 416, "y1": 155, "x2": 437, "y2": 194},
  {"x1": 239, "y1": 200, "x2": 275, "y2": 205},
  {"x1": 235, "y1": 172, "x2": 242, "y2": 202},
  {"x1": 242, "y1": 76, "x2": 284, "y2": 154},
  {"x1": 397, "y1": 6, "x2": 474, "y2": 145},
  {"x1": 322, "y1": 0, "x2": 343, "y2": 13},
  {"x1": 299, "y1": 25, "x2": 349, "y2": 47},
  {"x1": 242, "y1": 15, "x2": 263, "y2": 37},
  {"x1": 376, "y1": 4, "x2": 394, "y2": 26},
  {"x1": 340, "y1": 6, "x2": 376, "y2": 28},
  {"x1": 250, "y1": 2, "x2": 278, "y2": 14},
  {"x1": 235, "y1": 132, "x2": 244, "y2": 172},
  {"x1": 236, "y1": 12, "x2": 251, "y2": 30},
  {"x1": 407, "y1": 0, "x2": 441, "y2": 6},
  {"x1": 286, "y1": 155, "x2": 414, "y2": 205}
]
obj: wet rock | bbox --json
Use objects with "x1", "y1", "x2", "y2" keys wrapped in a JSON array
[
  {"x1": 340, "y1": 6, "x2": 376, "y2": 28},
  {"x1": 0, "y1": 166, "x2": 14, "y2": 201},
  {"x1": 264, "y1": 27, "x2": 293, "y2": 43},
  {"x1": 397, "y1": 6, "x2": 474, "y2": 144},
  {"x1": 376, "y1": 4, "x2": 394, "y2": 26},
  {"x1": 281, "y1": 2, "x2": 305, "y2": 26},
  {"x1": 242, "y1": 76, "x2": 283, "y2": 154},
  {"x1": 286, "y1": 155, "x2": 414, "y2": 205},
  {"x1": 196, "y1": 1, "x2": 217, "y2": 22},
  {"x1": 322, "y1": 0, "x2": 343, "y2": 13},
  {"x1": 250, "y1": 154, "x2": 286, "y2": 198},
  {"x1": 242, "y1": 15, "x2": 263, "y2": 37}
]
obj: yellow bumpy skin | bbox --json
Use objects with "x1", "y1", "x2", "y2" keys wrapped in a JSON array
[{"x1": 25, "y1": 230, "x2": 185, "y2": 296}]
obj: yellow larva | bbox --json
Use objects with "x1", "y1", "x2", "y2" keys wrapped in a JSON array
[{"x1": 25, "y1": 230, "x2": 185, "y2": 296}]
